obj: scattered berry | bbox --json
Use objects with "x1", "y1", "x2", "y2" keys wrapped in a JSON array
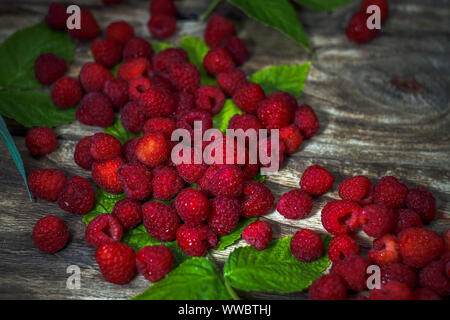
[
  {"x1": 418, "y1": 260, "x2": 450, "y2": 296},
  {"x1": 103, "y1": 78, "x2": 129, "y2": 109},
  {"x1": 321, "y1": 200, "x2": 361, "y2": 235},
  {"x1": 207, "y1": 196, "x2": 241, "y2": 236},
  {"x1": 360, "y1": 0, "x2": 389, "y2": 23},
  {"x1": 105, "y1": 21, "x2": 134, "y2": 45},
  {"x1": 117, "y1": 163, "x2": 153, "y2": 200},
  {"x1": 79, "y1": 62, "x2": 113, "y2": 93},
  {"x1": 257, "y1": 96, "x2": 292, "y2": 130},
  {"x1": 228, "y1": 113, "x2": 263, "y2": 134},
  {"x1": 394, "y1": 209, "x2": 423, "y2": 234},
  {"x1": 209, "y1": 165, "x2": 244, "y2": 197},
  {"x1": 241, "y1": 181, "x2": 275, "y2": 218},
  {"x1": 293, "y1": 104, "x2": 319, "y2": 139},
  {"x1": 32, "y1": 215, "x2": 69, "y2": 253},
  {"x1": 176, "y1": 224, "x2": 217, "y2": 257},
  {"x1": 217, "y1": 69, "x2": 247, "y2": 96},
  {"x1": 300, "y1": 164, "x2": 334, "y2": 196},
  {"x1": 359, "y1": 204, "x2": 396, "y2": 238},
  {"x1": 143, "y1": 117, "x2": 176, "y2": 140},
  {"x1": 27, "y1": 169, "x2": 66, "y2": 202},
  {"x1": 242, "y1": 221, "x2": 272, "y2": 250},
  {"x1": 167, "y1": 62, "x2": 201, "y2": 93},
  {"x1": 68, "y1": 9, "x2": 100, "y2": 41},
  {"x1": 58, "y1": 176, "x2": 95, "y2": 215},
  {"x1": 25, "y1": 127, "x2": 57, "y2": 156},
  {"x1": 139, "y1": 86, "x2": 175, "y2": 117},
  {"x1": 92, "y1": 156, "x2": 125, "y2": 194},
  {"x1": 123, "y1": 37, "x2": 153, "y2": 61},
  {"x1": 290, "y1": 229, "x2": 324, "y2": 262},
  {"x1": 51, "y1": 76, "x2": 83, "y2": 109},
  {"x1": 232, "y1": 82, "x2": 265, "y2": 114},
  {"x1": 128, "y1": 76, "x2": 151, "y2": 101},
  {"x1": 112, "y1": 198, "x2": 142, "y2": 230},
  {"x1": 195, "y1": 85, "x2": 225, "y2": 115},
  {"x1": 34, "y1": 53, "x2": 67, "y2": 85},
  {"x1": 74, "y1": 136, "x2": 95, "y2": 170},
  {"x1": 152, "y1": 48, "x2": 189, "y2": 76},
  {"x1": 45, "y1": 2, "x2": 68, "y2": 30},
  {"x1": 95, "y1": 242, "x2": 136, "y2": 284},
  {"x1": 328, "y1": 234, "x2": 360, "y2": 262},
  {"x1": 224, "y1": 36, "x2": 249, "y2": 66},
  {"x1": 147, "y1": 14, "x2": 176, "y2": 39},
  {"x1": 277, "y1": 189, "x2": 313, "y2": 220},
  {"x1": 279, "y1": 125, "x2": 303, "y2": 154},
  {"x1": 150, "y1": 0, "x2": 177, "y2": 16},
  {"x1": 331, "y1": 254, "x2": 370, "y2": 291},
  {"x1": 346, "y1": 11, "x2": 379, "y2": 44},
  {"x1": 136, "y1": 245, "x2": 174, "y2": 282},
  {"x1": 369, "y1": 234, "x2": 400, "y2": 266},
  {"x1": 152, "y1": 166, "x2": 184, "y2": 200},
  {"x1": 175, "y1": 188, "x2": 210, "y2": 226},
  {"x1": 204, "y1": 14, "x2": 235, "y2": 48},
  {"x1": 121, "y1": 101, "x2": 147, "y2": 134},
  {"x1": 203, "y1": 47, "x2": 235, "y2": 76},
  {"x1": 176, "y1": 109, "x2": 213, "y2": 139},
  {"x1": 118, "y1": 58, "x2": 151, "y2": 82},
  {"x1": 142, "y1": 201, "x2": 180, "y2": 241},
  {"x1": 90, "y1": 133, "x2": 122, "y2": 161},
  {"x1": 135, "y1": 133, "x2": 169, "y2": 167},
  {"x1": 85, "y1": 213, "x2": 123, "y2": 247},
  {"x1": 338, "y1": 176, "x2": 372, "y2": 204},
  {"x1": 91, "y1": 38, "x2": 122, "y2": 68},
  {"x1": 406, "y1": 186, "x2": 436, "y2": 223},
  {"x1": 374, "y1": 176, "x2": 408, "y2": 209},
  {"x1": 380, "y1": 263, "x2": 416, "y2": 289},
  {"x1": 309, "y1": 274, "x2": 347, "y2": 300},
  {"x1": 369, "y1": 281, "x2": 413, "y2": 300},
  {"x1": 121, "y1": 137, "x2": 140, "y2": 164},
  {"x1": 76, "y1": 92, "x2": 114, "y2": 127}
]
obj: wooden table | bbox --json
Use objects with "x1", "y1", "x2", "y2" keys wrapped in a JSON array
[{"x1": 0, "y1": 0, "x2": 448, "y2": 300}]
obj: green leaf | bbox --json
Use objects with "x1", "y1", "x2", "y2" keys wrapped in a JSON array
[
  {"x1": 0, "y1": 89, "x2": 75, "y2": 128},
  {"x1": 212, "y1": 99, "x2": 243, "y2": 133},
  {"x1": 294, "y1": 0, "x2": 356, "y2": 11},
  {"x1": 152, "y1": 40, "x2": 175, "y2": 53},
  {"x1": 133, "y1": 257, "x2": 232, "y2": 300},
  {"x1": 180, "y1": 36, "x2": 217, "y2": 86},
  {"x1": 229, "y1": 0, "x2": 310, "y2": 50},
  {"x1": 0, "y1": 23, "x2": 75, "y2": 89},
  {"x1": 215, "y1": 218, "x2": 257, "y2": 251},
  {"x1": 104, "y1": 117, "x2": 139, "y2": 144},
  {"x1": 82, "y1": 189, "x2": 127, "y2": 225},
  {"x1": 249, "y1": 62, "x2": 310, "y2": 98},
  {"x1": 223, "y1": 236, "x2": 331, "y2": 293},
  {"x1": 252, "y1": 171, "x2": 265, "y2": 183}
]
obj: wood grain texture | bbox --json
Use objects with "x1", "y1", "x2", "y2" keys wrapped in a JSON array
[{"x1": 0, "y1": 0, "x2": 449, "y2": 300}]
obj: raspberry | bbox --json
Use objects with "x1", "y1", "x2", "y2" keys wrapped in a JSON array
[
  {"x1": 414, "y1": 288, "x2": 441, "y2": 300},
  {"x1": 27, "y1": 169, "x2": 66, "y2": 202},
  {"x1": 152, "y1": 166, "x2": 184, "y2": 200},
  {"x1": 135, "y1": 133, "x2": 169, "y2": 167},
  {"x1": 142, "y1": 201, "x2": 180, "y2": 241},
  {"x1": 58, "y1": 176, "x2": 95, "y2": 215},
  {"x1": 195, "y1": 85, "x2": 225, "y2": 115},
  {"x1": 257, "y1": 96, "x2": 293, "y2": 130},
  {"x1": 45, "y1": 2, "x2": 68, "y2": 30},
  {"x1": 85, "y1": 213, "x2": 123, "y2": 247},
  {"x1": 121, "y1": 102, "x2": 148, "y2": 134},
  {"x1": 95, "y1": 242, "x2": 136, "y2": 284},
  {"x1": 406, "y1": 186, "x2": 436, "y2": 223},
  {"x1": 118, "y1": 58, "x2": 151, "y2": 82},
  {"x1": 279, "y1": 125, "x2": 303, "y2": 154},
  {"x1": 242, "y1": 221, "x2": 272, "y2": 250},
  {"x1": 207, "y1": 196, "x2": 241, "y2": 236},
  {"x1": 228, "y1": 114, "x2": 263, "y2": 134},
  {"x1": 68, "y1": 9, "x2": 100, "y2": 41},
  {"x1": 117, "y1": 163, "x2": 153, "y2": 200},
  {"x1": 204, "y1": 14, "x2": 235, "y2": 48},
  {"x1": 76, "y1": 92, "x2": 114, "y2": 127},
  {"x1": 204, "y1": 135, "x2": 247, "y2": 168},
  {"x1": 241, "y1": 181, "x2": 274, "y2": 218},
  {"x1": 150, "y1": 0, "x2": 177, "y2": 16},
  {"x1": 90, "y1": 133, "x2": 122, "y2": 161},
  {"x1": 398, "y1": 227, "x2": 444, "y2": 268},
  {"x1": 121, "y1": 137, "x2": 140, "y2": 163},
  {"x1": 360, "y1": 0, "x2": 389, "y2": 23},
  {"x1": 258, "y1": 136, "x2": 285, "y2": 170},
  {"x1": 232, "y1": 82, "x2": 265, "y2": 114},
  {"x1": 328, "y1": 234, "x2": 360, "y2": 262},
  {"x1": 308, "y1": 274, "x2": 347, "y2": 300},
  {"x1": 346, "y1": 12, "x2": 379, "y2": 44},
  {"x1": 176, "y1": 224, "x2": 217, "y2": 257},
  {"x1": 175, "y1": 188, "x2": 210, "y2": 226},
  {"x1": 224, "y1": 37, "x2": 249, "y2": 66},
  {"x1": 394, "y1": 209, "x2": 423, "y2": 234},
  {"x1": 418, "y1": 260, "x2": 450, "y2": 296},
  {"x1": 176, "y1": 109, "x2": 212, "y2": 139},
  {"x1": 268, "y1": 91, "x2": 298, "y2": 111},
  {"x1": 277, "y1": 189, "x2": 312, "y2": 220},
  {"x1": 143, "y1": 117, "x2": 176, "y2": 140},
  {"x1": 338, "y1": 176, "x2": 372, "y2": 204},
  {"x1": 127, "y1": 77, "x2": 151, "y2": 101},
  {"x1": 112, "y1": 198, "x2": 142, "y2": 230},
  {"x1": 294, "y1": 104, "x2": 319, "y2": 139},
  {"x1": 34, "y1": 53, "x2": 67, "y2": 85},
  {"x1": 321, "y1": 200, "x2": 361, "y2": 235},
  {"x1": 208, "y1": 165, "x2": 244, "y2": 197},
  {"x1": 369, "y1": 234, "x2": 400, "y2": 266},
  {"x1": 374, "y1": 176, "x2": 408, "y2": 209},
  {"x1": 300, "y1": 165, "x2": 334, "y2": 196},
  {"x1": 79, "y1": 62, "x2": 113, "y2": 93},
  {"x1": 217, "y1": 69, "x2": 247, "y2": 97},
  {"x1": 25, "y1": 127, "x2": 57, "y2": 156},
  {"x1": 32, "y1": 215, "x2": 69, "y2": 253},
  {"x1": 150, "y1": 75, "x2": 173, "y2": 91},
  {"x1": 123, "y1": 37, "x2": 153, "y2": 61},
  {"x1": 203, "y1": 47, "x2": 235, "y2": 76},
  {"x1": 139, "y1": 86, "x2": 174, "y2": 117},
  {"x1": 136, "y1": 245, "x2": 174, "y2": 282},
  {"x1": 106, "y1": 21, "x2": 134, "y2": 45},
  {"x1": 242, "y1": 164, "x2": 260, "y2": 181},
  {"x1": 380, "y1": 263, "x2": 416, "y2": 289},
  {"x1": 102, "y1": 79, "x2": 127, "y2": 111},
  {"x1": 152, "y1": 48, "x2": 189, "y2": 76},
  {"x1": 91, "y1": 38, "x2": 122, "y2": 68},
  {"x1": 331, "y1": 254, "x2": 370, "y2": 291},
  {"x1": 167, "y1": 62, "x2": 201, "y2": 93},
  {"x1": 359, "y1": 204, "x2": 396, "y2": 238},
  {"x1": 147, "y1": 14, "x2": 176, "y2": 39},
  {"x1": 369, "y1": 281, "x2": 413, "y2": 300},
  {"x1": 74, "y1": 136, "x2": 95, "y2": 170},
  {"x1": 92, "y1": 156, "x2": 125, "y2": 194},
  {"x1": 290, "y1": 229, "x2": 324, "y2": 262},
  {"x1": 51, "y1": 76, "x2": 83, "y2": 109}
]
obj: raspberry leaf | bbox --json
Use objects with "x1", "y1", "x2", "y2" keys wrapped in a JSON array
[
  {"x1": 82, "y1": 189, "x2": 127, "y2": 225},
  {"x1": 180, "y1": 36, "x2": 217, "y2": 86},
  {"x1": 294, "y1": 0, "x2": 356, "y2": 11},
  {"x1": 212, "y1": 99, "x2": 243, "y2": 133},
  {"x1": 214, "y1": 218, "x2": 257, "y2": 251},
  {"x1": 104, "y1": 117, "x2": 140, "y2": 144},
  {"x1": 152, "y1": 40, "x2": 175, "y2": 53}
]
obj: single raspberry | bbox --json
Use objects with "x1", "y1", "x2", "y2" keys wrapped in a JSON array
[
  {"x1": 27, "y1": 169, "x2": 66, "y2": 202},
  {"x1": 203, "y1": 135, "x2": 247, "y2": 167},
  {"x1": 208, "y1": 165, "x2": 244, "y2": 197},
  {"x1": 176, "y1": 224, "x2": 217, "y2": 257},
  {"x1": 328, "y1": 234, "x2": 360, "y2": 262},
  {"x1": 217, "y1": 69, "x2": 247, "y2": 97},
  {"x1": 25, "y1": 127, "x2": 57, "y2": 156},
  {"x1": 195, "y1": 85, "x2": 225, "y2": 115},
  {"x1": 127, "y1": 77, "x2": 151, "y2": 101},
  {"x1": 152, "y1": 48, "x2": 189, "y2": 76},
  {"x1": 418, "y1": 260, "x2": 450, "y2": 296},
  {"x1": 203, "y1": 47, "x2": 235, "y2": 76},
  {"x1": 294, "y1": 104, "x2": 319, "y2": 139},
  {"x1": 196, "y1": 166, "x2": 218, "y2": 195},
  {"x1": 224, "y1": 36, "x2": 249, "y2": 66},
  {"x1": 117, "y1": 163, "x2": 153, "y2": 200},
  {"x1": 142, "y1": 201, "x2": 180, "y2": 241},
  {"x1": 406, "y1": 186, "x2": 436, "y2": 223},
  {"x1": 121, "y1": 102, "x2": 148, "y2": 134},
  {"x1": 370, "y1": 281, "x2": 413, "y2": 300},
  {"x1": 68, "y1": 9, "x2": 100, "y2": 41},
  {"x1": 147, "y1": 14, "x2": 176, "y2": 39},
  {"x1": 79, "y1": 62, "x2": 113, "y2": 93},
  {"x1": 338, "y1": 176, "x2": 372, "y2": 204},
  {"x1": 139, "y1": 86, "x2": 174, "y2": 117},
  {"x1": 121, "y1": 137, "x2": 140, "y2": 163},
  {"x1": 95, "y1": 242, "x2": 136, "y2": 284},
  {"x1": 380, "y1": 263, "x2": 416, "y2": 289},
  {"x1": 45, "y1": 2, "x2": 68, "y2": 30},
  {"x1": 90, "y1": 133, "x2": 122, "y2": 161},
  {"x1": 112, "y1": 198, "x2": 142, "y2": 230},
  {"x1": 167, "y1": 62, "x2": 201, "y2": 93},
  {"x1": 279, "y1": 125, "x2": 303, "y2": 154},
  {"x1": 105, "y1": 21, "x2": 134, "y2": 45},
  {"x1": 207, "y1": 196, "x2": 241, "y2": 236},
  {"x1": 359, "y1": 204, "x2": 396, "y2": 238},
  {"x1": 277, "y1": 189, "x2": 312, "y2": 220},
  {"x1": 331, "y1": 254, "x2": 370, "y2": 291},
  {"x1": 152, "y1": 166, "x2": 183, "y2": 200},
  {"x1": 123, "y1": 37, "x2": 153, "y2": 61},
  {"x1": 173, "y1": 93, "x2": 195, "y2": 120},
  {"x1": 308, "y1": 274, "x2": 347, "y2": 300},
  {"x1": 360, "y1": 0, "x2": 389, "y2": 23},
  {"x1": 414, "y1": 288, "x2": 441, "y2": 300},
  {"x1": 398, "y1": 227, "x2": 444, "y2": 268},
  {"x1": 34, "y1": 53, "x2": 67, "y2": 85},
  {"x1": 374, "y1": 176, "x2": 408, "y2": 209},
  {"x1": 58, "y1": 176, "x2": 95, "y2": 215},
  {"x1": 290, "y1": 229, "x2": 324, "y2": 262},
  {"x1": 103, "y1": 78, "x2": 129, "y2": 110},
  {"x1": 369, "y1": 234, "x2": 400, "y2": 266},
  {"x1": 257, "y1": 96, "x2": 293, "y2": 130},
  {"x1": 135, "y1": 133, "x2": 169, "y2": 167},
  {"x1": 321, "y1": 200, "x2": 361, "y2": 235},
  {"x1": 118, "y1": 58, "x2": 151, "y2": 82},
  {"x1": 394, "y1": 209, "x2": 423, "y2": 234},
  {"x1": 346, "y1": 12, "x2": 379, "y2": 44},
  {"x1": 136, "y1": 245, "x2": 174, "y2": 282},
  {"x1": 92, "y1": 156, "x2": 125, "y2": 194},
  {"x1": 175, "y1": 188, "x2": 210, "y2": 226},
  {"x1": 228, "y1": 114, "x2": 263, "y2": 134},
  {"x1": 143, "y1": 117, "x2": 176, "y2": 140},
  {"x1": 85, "y1": 213, "x2": 123, "y2": 247},
  {"x1": 242, "y1": 221, "x2": 272, "y2": 250},
  {"x1": 204, "y1": 14, "x2": 235, "y2": 48},
  {"x1": 267, "y1": 91, "x2": 298, "y2": 111},
  {"x1": 232, "y1": 82, "x2": 265, "y2": 114},
  {"x1": 176, "y1": 109, "x2": 212, "y2": 139},
  {"x1": 76, "y1": 92, "x2": 114, "y2": 127},
  {"x1": 300, "y1": 165, "x2": 334, "y2": 196},
  {"x1": 51, "y1": 76, "x2": 83, "y2": 109},
  {"x1": 32, "y1": 215, "x2": 69, "y2": 253},
  {"x1": 150, "y1": 0, "x2": 177, "y2": 16},
  {"x1": 174, "y1": 149, "x2": 208, "y2": 184},
  {"x1": 91, "y1": 38, "x2": 122, "y2": 68},
  {"x1": 258, "y1": 136, "x2": 285, "y2": 170},
  {"x1": 74, "y1": 136, "x2": 95, "y2": 170},
  {"x1": 241, "y1": 181, "x2": 274, "y2": 218},
  {"x1": 242, "y1": 163, "x2": 260, "y2": 181}
]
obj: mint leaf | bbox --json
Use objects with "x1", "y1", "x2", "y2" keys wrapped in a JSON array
[
  {"x1": 0, "y1": 23, "x2": 75, "y2": 89},
  {"x1": 250, "y1": 62, "x2": 310, "y2": 98},
  {"x1": 0, "y1": 90, "x2": 75, "y2": 127},
  {"x1": 229, "y1": 0, "x2": 310, "y2": 50},
  {"x1": 180, "y1": 36, "x2": 217, "y2": 86},
  {"x1": 212, "y1": 99, "x2": 243, "y2": 132},
  {"x1": 215, "y1": 218, "x2": 256, "y2": 251},
  {"x1": 82, "y1": 189, "x2": 126, "y2": 225},
  {"x1": 294, "y1": 0, "x2": 356, "y2": 11},
  {"x1": 152, "y1": 40, "x2": 175, "y2": 53},
  {"x1": 104, "y1": 117, "x2": 139, "y2": 144},
  {"x1": 133, "y1": 258, "x2": 232, "y2": 300},
  {"x1": 223, "y1": 236, "x2": 331, "y2": 293}
]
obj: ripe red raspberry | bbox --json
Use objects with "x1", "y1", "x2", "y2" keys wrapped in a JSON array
[
  {"x1": 242, "y1": 221, "x2": 272, "y2": 250},
  {"x1": 105, "y1": 21, "x2": 134, "y2": 45},
  {"x1": 147, "y1": 14, "x2": 176, "y2": 39},
  {"x1": 369, "y1": 234, "x2": 400, "y2": 266},
  {"x1": 346, "y1": 12, "x2": 379, "y2": 44},
  {"x1": 203, "y1": 47, "x2": 235, "y2": 76},
  {"x1": 204, "y1": 14, "x2": 235, "y2": 48},
  {"x1": 112, "y1": 198, "x2": 142, "y2": 230},
  {"x1": 45, "y1": 2, "x2": 68, "y2": 30},
  {"x1": 294, "y1": 104, "x2": 319, "y2": 139},
  {"x1": 79, "y1": 62, "x2": 113, "y2": 93},
  {"x1": 25, "y1": 127, "x2": 57, "y2": 156},
  {"x1": 123, "y1": 37, "x2": 153, "y2": 61},
  {"x1": 309, "y1": 274, "x2": 347, "y2": 300},
  {"x1": 208, "y1": 165, "x2": 244, "y2": 197},
  {"x1": 257, "y1": 97, "x2": 292, "y2": 130},
  {"x1": 175, "y1": 188, "x2": 210, "y2": 225},
  {"x1": 223, "y1": 36, "x2": 249, "y2": 66},
  {"x1": 300, "y1": 164, "x2": 334, "y2": 196},
  {"x1": 58, "y1": 176, "x2": 95, "y2": 215},
  {"x1": 241, "y1": 181, "x2": 274, "y2": 218},
  {"x1": 331, "y1": 254, "x2": 370, "y2": 291},
  {"x1": 34, "y1": 53, "x2": 67, "y2": 85},
  {"x1": 338, "y1": 175, "x2": 372, "y2": 204},
  {"x1": 414, "y1": 288, "x2": 441, "y2": 300},
  {"x1": 277, "y1": 189, "x2": 312, "y2": 220},
  {"x1": 95, "y1": 242, "x2": 136, "y2": 284},
  {"x1": 279, "y1": 125, "x2": 303, "y2": 154},
  {"x1": 32, "y1": 215, "x2": 69, "y2": 254},
  {"x1": 127, "y1": 77, "x2": 151, "y2": 101},
  {"x1": 68, "y1": 9, "x2": 100, "y2": 41},
  {"x1": 359, "y1": 204, "x2": 396, "y2": 238},
  {"x1": 90, "y1": 133, "x2": 122, "y2": 161},
  {"x1": 242, "y1": 163, "x2": 259, "y2": 181},
  {"x1": 121, "y1": 102, "x2": 148, "y2": 134},
  {"x1": 328, "y1": 234, "x2": 360, "y2": 263},
  {"x1": 121, "y1": 137, "x2": 140, "y2": 163},
  {"x1": 203, "y1": 135, "x2": 247, "y2": 168},
  {"x1": 380, "y1": 263, "x2": 416, "y2": 289},
  {"x1": 232, "y1": 83, "x2": 265, "y2": 114},
  {"x1": 321, "y1": 200, "x2": 361, "y2": 235},
  {"x1": 406, "y1": 186, "x2": 436, "y2": 223},
  {"x1": 85, "y1": 213, "x2": 123, "y2": 247},
  {"x1": 103, "y1": 78, "x2": 129, "y2": 109},
  {"x1": 369, "y1": 281, "x2": 413, "y2": 300},
  {"x1": 394, "y1": 209, "x2": 423, "y2": 234},
  {"x1": 150, "y1": 0, "x2": 177, "y2": 16},
  {"x1": 117, "y1": 163, "x2": 153, "y2": 200},
  {"x1": 139, "y1": 86, "x2": 174, "y2": 117},
  {"x1": 143, "y1": 117, "x2": 176, "y2": 140},
  {"x1": 398, "y1": 227, "x2": 444, "y2": 268},
  {"x1": 258, "y1": 136, "x2": 285, "y2": 170},
  {"x1": 118, "y1": 58, "x2": 151, "y2": 82},
  {"x1": 207, "y1": 196, "x2": 241, "y2": 236},
  {"x1": 152, "y1": 48, "x2": 189, "y2": 76},
  {"x1": 142, "y1": 201, "x2": 180, "y2": 241},
  {"x1": 374, "y1": 176, "x2": 408, "y2": 209},
  {"x1": 228, "y1": 113, "x2": 263, "y2": 134},
  {"x1": 91, "y1": 38, "x2": 122, "y2": 68},
  {"x1": 135, "y1": 133, "x2": 169, "y2": 167},
  {"x1": 175, "y1": 151, "x2": 208, "y2": 185},
  {"x1": 92, "y1": 156, "x2": 125, "y2": 194},
  {"x1": 418, "y1": 260, "x2": 450, "y2": 297},
  {"x1": 217, "y1": 69, "x2": 247, "y2": 97},
  {"x1": 51, "y1": 76, "x2": 83, "y2": 109},
  {"x1": 74, "y1": 136, "x2": 95, "y2": 170},
  {"x1": 152, "y1": 166, "x2": 183, "y2": 200},
  {"x1": 167, "y1": 62, "x2": 201, "y2": 93},
  {"x1": 176, "y1": 224, "x2": 217, "y2": 257},
  {"x1": 136, "y1": 245, "x2": 174, "y2": 282},
  {"x1": 176, "y1": 109, "x2": 212, "y2": 139},
  {"x1": 76, "y1": 92, "x2": 114, "y2": 127},
  {"x1": 360, "y1": 0, "x2": 389, "y2": 23},
  {"x1": 290, "y1": 229, "x2": 324, "y2": 262},
  {"x1": 195, "y1": 85, "x2": 225, "y2": 115},
  {"x1": 27, "y1": 169, "x2": 66, "y2": 202}
]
